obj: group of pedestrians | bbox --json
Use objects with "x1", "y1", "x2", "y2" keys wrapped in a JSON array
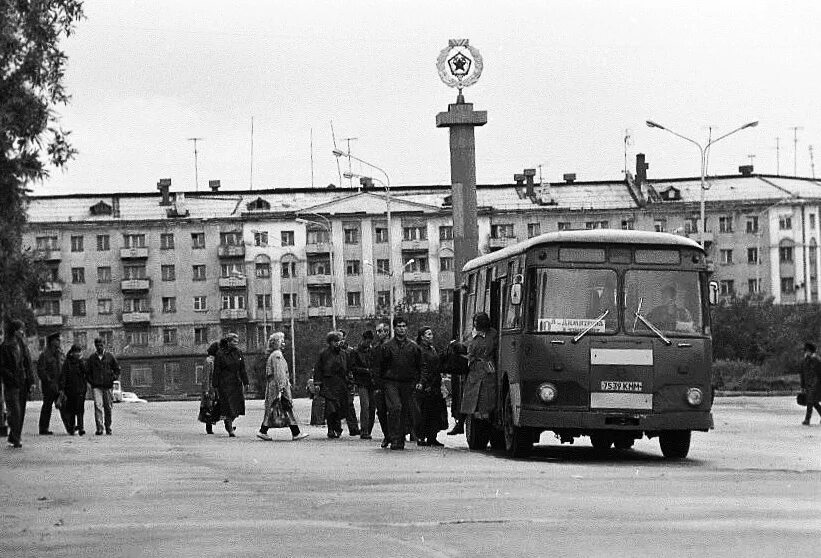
[{"x1": 0, "y1": 319, "x2": 121, "y2": 448}]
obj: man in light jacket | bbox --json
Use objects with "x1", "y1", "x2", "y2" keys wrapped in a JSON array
[{"x1": 86, "y1": 337, "x2": 120, "y2": 435}]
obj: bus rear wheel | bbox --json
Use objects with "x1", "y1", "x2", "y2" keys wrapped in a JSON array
[
  {"x1": 659, "y1": 430, "x2": 691, "y2": 459},
  {"x1": 590, "y1": 433, "x2": 613, "y2": 450},
  {"x1": 503, "y1": 391, "x2": 533, "y2": 458},
  {"x1": 465, "y1": 416, "x2": 491, "y2": 450}
]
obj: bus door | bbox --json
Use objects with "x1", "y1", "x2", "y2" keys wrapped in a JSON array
[{"x1": 588, "y1": 338, "x2": 655, "y2": 414}]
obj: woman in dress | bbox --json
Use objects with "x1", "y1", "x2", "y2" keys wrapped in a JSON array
[
  {"x1": 257, "y1": 332, "x2": 308, "y2": 441},
  {"x1": 212, "y1": 333, "x2": 249, "y2": 437},
  {"x1": 58, "y1": 344, "x2": 87, "y2": 436},
  {"x1": 415, "y1": 326, "x2": 448, "y2": 446},
  {"x1": 198, "y1": 342, "x2": 220, "y2": 434},
  {"x1": 460, "y1": 312, "x2": 499, "y2": 420}
]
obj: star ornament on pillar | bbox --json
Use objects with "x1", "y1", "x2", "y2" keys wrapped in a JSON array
[{"x1": 437, "y1": 39, "x2": 483, "y2": 91}]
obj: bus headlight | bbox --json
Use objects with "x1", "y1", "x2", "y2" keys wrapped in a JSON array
[
  {"x1": 538, "y1": 383, "x2": 558, "y2": 404},
  {"x1": 686, "y1": 387, "x2": 703, "y2": 407}
]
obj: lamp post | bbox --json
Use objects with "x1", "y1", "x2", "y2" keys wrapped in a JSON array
[
  {"x1": 295, "y1": 215, "x2": 336, "y2": 331},
  {"x1": 333, "y1": 149, "x2": 394, "y2": 334},
  {"x1": 646, "y1": 120, "x2": 758, "y2": 246}
]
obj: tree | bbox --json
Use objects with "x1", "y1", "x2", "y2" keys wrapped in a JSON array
[{"x1": 0, "y1": 0, "x2": 84, "y2": 328}]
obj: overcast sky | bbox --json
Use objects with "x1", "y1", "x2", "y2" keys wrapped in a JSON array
[{"x1": 36, "y1": 0, "x2": 821, "y2": 196}]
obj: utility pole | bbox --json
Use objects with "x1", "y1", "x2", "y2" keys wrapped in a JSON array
[
  {"x1": 187, "y1": 137, "x2": 204, "y2": 191},
  {"x1": 341, "y1": 137, "x2": 358, "y2": 188},
  {"x1": 790, "y1": 126, "x2": 803, "y2": 176},
  {"x1": 775, "y1": 137, "x2": 781, "y2": 175},
  {"x1": 810, "y1": 145, "x2": 816, "y2": 179},
  {"x1": 250, "y1": 117, "x2": 254, "y2": 190}
]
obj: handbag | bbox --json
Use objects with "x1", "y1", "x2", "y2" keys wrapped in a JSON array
[
  {"x1": 797, "y1": 391, "x2": 807, "y2": 406},
  {"x1": 55, "y1": 391, "x2": 67, "y2": 410}
]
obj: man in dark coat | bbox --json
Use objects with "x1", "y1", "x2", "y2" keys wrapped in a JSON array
[
  {"x1": 379, "y1": 316, "x2": 422, "y2": 450},
  {"x1": 0, "y1": 319, "x2": 36, "y2": 448},
  {"x1": 442, "y1": 339, "x2": 468, "y2": 435},
  {"x1": 36, "y1": 332, "x2": 63, "y2": 435},
  {"x1": 338, "y1": 330, "x2": 360, "y2": 436},
  {"x1": 213, "y1": 333, "x2": 249, "y2": 436},
  {"x1": 86, "y1": 337, "x2": 121, "y2": 435},
  {"x1": 350, "y1": 330, "x2": 376, "y2": 439},
  {"x1": 313, "y1": 331, "x2": 350, "y2": 438},
  {"x1": 801, "y1": 342, "x2": 821, "y2": 425},
  {"x1": 372, "y1": 322, "x2": 391, "y2": 447}
]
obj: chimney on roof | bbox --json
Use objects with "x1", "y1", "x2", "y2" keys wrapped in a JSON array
[
  {"x1": 563, "y1": 173, "x2": 576, "y2": 184},
  {"x1": 209, "y1": 180, "x2": 220, "y2": 192},
  {"x1": 636, "y1": 153, "x2": 648, "y2": 187},
  {"x1": 523, "y1": 168, "x2": 536, "y2": 198},
  {"x1": 157, "y1": 178, "x2": 172, "y2": 206},
  {"x1": 739, "y1": 164, "x2": 754, "y2": 176}
]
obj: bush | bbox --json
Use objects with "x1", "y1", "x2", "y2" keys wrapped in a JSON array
[{"x1": 711, "y1": 359, "x2": 801, "y2": 392}]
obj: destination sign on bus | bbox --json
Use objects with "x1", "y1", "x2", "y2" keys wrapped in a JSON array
[{"x1": 538, "y1": 318, "x2": 605, "y2": 333}]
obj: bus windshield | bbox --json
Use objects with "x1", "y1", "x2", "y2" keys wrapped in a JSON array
[
  {"x1": 625, "y1": 270, "x2": 703, "y2": 335},
  {"x1": 531, "y1": 268, "x2": 618, "y2": 334}
]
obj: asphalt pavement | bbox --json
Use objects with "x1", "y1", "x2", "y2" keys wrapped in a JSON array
[{"x1": 0, "y1": 396, "x2": 819, "y2": 557}]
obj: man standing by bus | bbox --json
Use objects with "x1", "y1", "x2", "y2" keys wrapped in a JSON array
[
  {"x1": 379, "y1": 316, "x2": 421, "y2": 450},
  {"x1": 86, "y1": 337, "x2": 120, "y2": 435}
]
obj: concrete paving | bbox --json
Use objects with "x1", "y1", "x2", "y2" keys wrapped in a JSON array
[{"x1": 1, "y1": 396, "x2": 819, "y2": 557}]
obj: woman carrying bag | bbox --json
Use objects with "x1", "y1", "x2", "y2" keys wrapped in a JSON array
[
  {"x1": 198, "y1": 342, "x2": 221, "y2": 434},
  {"x1": 58, "y1": 344, "x2": 87, "y2": 436},
  {"x1": 257, "y1": 332, "x2": 308, "y2": 441}
]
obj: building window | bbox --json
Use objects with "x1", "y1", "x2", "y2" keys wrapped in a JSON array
[
  {"x1": 71, "y1": 267, "x2": 85, "y2": 284},
  {"x1": 283, "y1": 293, "x2": 297, "y2": 309},
  {"x1": 220, "y1": 263, "x2": 243, "y2": 278},
  {"x1": 123, "y1": 297, "x2": 149, "y2": 313},
  {"x1": 402, "y1": 226, "x2": 427, "y2": 241},
  {"x1": 343, "y1": 227, "x2": 360, "y2": 244},
  {"x1": 130, "y1": 366, "x2": 152, "y2": 387},
  {"x1": 98, "y1": 330, "x2": 113, "y2": 348},
  {"x1": 558, "y1": 222, "x2": 572, "y2": 231},
  {"x1": 97, "y1": 299, "x2": 112, "y2": 315},
  {"x1": 161, "y1": 265, "x2": 176, "y2": 281},
  {"x1": 255, "y1": 263, "x2": 270, "y2": 278},
  {"x1": 256, "y1": 294, "x2": 271, "y2": 310},
  {"x1": 126, "y1": 331, "x2": 149, "y2": 347},
  {"x1": 376, "y1": 259, "x2": 390, "y2": 275},
  {"x1": 281, "y1": 230, "x2": 295, "y2": 246},
  {"x1": 719, "y1": 280, "x2": 735, "y2": 296},
  {"x1": 781, "y1": 277, "x2": 795, "y2": 294},
  {"x1": 123, "y1": 234, "x2": 146, "y2": 248},
  {"x1": 97, "y1": 267, "x2": 111, "y2": 283},
  {"x1": 163, "y1": 328, "x2": 177, "y2": 345},
  {"x1": 439, "y1": 226, "x2": 453, "y2": 240},
  {"x1": 194, "y1": 364, "x2": 204, "y2": 385},
  {"x1": 653, "y1": 219, "x2": 667, "y2": 233},
  {"x1": 811, "y1": 214, "x2": 817, "y2": 229},
  {"x1": 308, "y1": 258, "x2": 331, "y2": 276},
  {"x1": 440, "y1": 289, "x2": 454, "y2": 305},
  {"x1": 719, "y1": 216, "x2": 733, "y2": 233},
  {"x1": 73, "y1": 331, "x2": 87, "y2": 349},
  {"x1": 779, "y1": 246, "x2": 794, "y2": 263},
  {"x1": 779, "y1": 216, "x2": 792, "y2": 230},
  {"x1": 163, "y1": 362, "x2": 180, "y2": 391},
  {"x1": 621, "y1": 218, "x2": 635, "y2": 231},
  {"x1": 527, "y1": 223, "x2": 541, "y2": 238},
  {"x1": 162, "y1": 297, "x2": 176, "y2": 313},
  {"x1": 405, "y1": 285, "x2": 429, "y2": 304},
  {"x1": 685, "y1": 218, "x2": 698, "y2": 234},
  {"x1": 374, "y1": 227, "x2": 388, "y2": 243},
  {"x1": 746, "y1": 216, "x2": 759, "y2": 233},
  {"x1": 404, "y1": 256, "x2": 428, "y2": 273},
  {"x1": 347, "y1": 291, "x2": 361, "y2": 307},
  {"x1": 440, "y1": 257, "x2": 454, "y2": 272},
  {"x1": 490, "y1": 224, "x2": 515, "y2": 238},
  {"x1": 306, "y1": 229, "x2": 330, "y2": 244},
  {"x1": 96, "y1": 235, "x2": 110, "y2": 251},
  {"x1": 194, "y1": 327, "x2": 208, "y2": 346},
  {"x1": 72, "y1": 300, "x2": 86, "y2": 316},
  {"x1": 219, "y1": 232, "x2": 241, "y2": 246},
  {"x1": 191, "y1": 232, "x2": 206, "y2": 249},
  {"x1": 221, "y1": 295, "x2": 246, "y2": 310},
  {"x1": 585, "y1": 221, "x2": 608, "y2": 230},
  {"x1": 377, "y1": 290, "x2": 390, "y2": 309},
  {"x1": 748, "y1": 278, "x2": 761, "y2": 294},
  {"x1": 747, "y1": 247, "x2": 759, "y2": 264},
  {"x1": 720, "y1": 249, "x2": 734, "y2": 264},
  {"x1": 36, "y1": 236, "x2": 59, "y2": 251},
  {"x1": 281, "y1": 261, "x2": 297, "y2": 278},
  {"x1": 123, "y1": 265, "x2": 146, "y2": 280},
  {"x1": 70, "y1": 235, "x2": 84, "y2": 252},
  {"x1": 346, "y1": 260, "x2": 360, "y2": 276},
  {"x1": 192, "y1": 265, "x2": 206, "y2": 281},
  {"x1": 160, "y1": 233, "x2": 175, "y2": 250},
  {"x1": 37, "y1": 299, "x2": 60, "y2": 316},
  {"x1": 254, "y1": 231, "x2": 268, "y2": 247},
  {"x1": 308, "y1": 288, "x2": 332, "y2": 308},
  {"x1": 193, "y1": 296, "x2": 207, "y2": 311}
]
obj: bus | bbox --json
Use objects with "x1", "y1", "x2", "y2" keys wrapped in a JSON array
[{"x1": 456, "y1": 229, "x2": 716, "y2": 459}]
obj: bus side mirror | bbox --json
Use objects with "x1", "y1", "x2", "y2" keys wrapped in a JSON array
[
  {"x1": 708, "y1": 281, "x2": 719, "y2": 305},
  {"x1": 510, "y1": 283, "x2": 522, "y2": 305}
]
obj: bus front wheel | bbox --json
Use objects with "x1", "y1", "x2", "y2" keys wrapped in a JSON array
[
  {"x1": 503, "y1": 391, "x2": 533, "y2": 458},
  {"x1": 590, "y1": 433, "x2": 613, "y2": 450},
  {"x1": 659, "y1": 430, "x2": 691, "y2": 459},
  {"x1": 465, "y1": 416, "x2": 491, "y2": 450}
]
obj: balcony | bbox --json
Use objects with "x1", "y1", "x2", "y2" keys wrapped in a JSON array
[
  {"x1": 217, "y1": 245, "x2": 245, "y2": 258},
  {"x1": 121, "y1": 279, "x2": 150, "y2": 291},
  {"x1": 304, "y1": 242, "x2": 331, "y2": 255},
  {"x1": 36, "y1": 315, "x2": 64, "y2": 327},
  {"x1": 306, "y1": 274, "x2": 333, "y2": 285},
  {"x1": 488, "y1": 237, "x2": 518, "y2": 250},
  {"x1": 403, "y1": 271, "x2": 432, "y2": 283},
  {"x1": 34, "y1": 249, "x2": 62, "y2": 261},
  {"x1": 120, "y1": 247, "x2": 149, "y2": 259},
  {"x1": 220, "y1": 308, "x2": 248, "y2": 320},
  {"x1": 122, "y1": 311, "x2": 151, "y2": 324},
  {"x1": 400, "y1": 239, "x2": 429, "y2": 251},
  {"x1": 218, "y1": 276, "x2": 247, "y2": 288},
  {"x1": 307, "y1": 307, "x2": 332, "y2": 318},
  {"x1": 41, "y1": 281, "x2": 63, "y2": 294}
]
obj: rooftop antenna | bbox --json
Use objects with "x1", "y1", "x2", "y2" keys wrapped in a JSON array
[
  {"x1": 775, "y1": 137, "x2": 781, "y2": 175},
  {"x1": 329, "y1": 121, "x2": 343, "y2": 188},
  {"x1": 790, "y1": 126, "x2": 803, "y2": 176},
  {"x1": 250, "y1": 117, "x2": 254, "y2": 190},
  {"x1": 187, "y1": 137, "x2": 204, "y2": 191},
  {"x1": 810, "y1": 145, "x2": 816, "y2": 179},
  {"x1": 341, "y1": 136, "x2": 358, "y2": 188},
  {"x1": 623, "y1": 129, "x2": 633, "y2": 176},
  {"x1": 310, "y1": 128, "x2": 315, "y2": 188},
  {"x1": 747, "y1": 154, "x2": 756, "y2": 166}
]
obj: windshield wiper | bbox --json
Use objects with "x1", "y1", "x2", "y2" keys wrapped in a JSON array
[
  {"x1": 633, "y1": 304, "x2": 671, "y2": 345},
  {"x1": 572, "y1": 309, "x2": 609, "y2": 344}
]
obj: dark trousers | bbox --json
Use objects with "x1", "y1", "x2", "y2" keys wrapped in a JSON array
[
  {"x1": 345, "y1": 389, "x2": 359, "y2": 434},
  {"x1": 260, "y1": 423, "x2": 301, "y2": 436},
  {"x1": 39, "y1": 389, "x2": 58, "y2": 433},
  {"x1": 450, "y1": 374, "x2": 466, "y2": 420},
  {"x1": 4, "y1": 387, "x2": 27, "y2": 445},
  {"x1": 326, "y1": 411, "x2": 342, "y2": 435},
  {"x1": 358, "y1": 385, "x2": 376, "y2": 436},
  {"x1": 805, "y1": 401, "x2": 821, "y2": 421},
  {"x1": 60, "y1": 393, "x2": 85, "y2": 433},
  {"x1": 384, "y1": 381, "x2": 414, "y2": 447},
  {"x1": 373, "y1": 386, "x2": 389, "y2": 439}
]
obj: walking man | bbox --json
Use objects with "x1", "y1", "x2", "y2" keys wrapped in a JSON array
[
  {"x1": 0, "y1": 319, "x2": 36, "y2": 448},
  {"x1": 36, "y1": 332, "x2": 63, "y2": 435},
  {"x1": 350, "y1": 330, "x2": 376, "y2": 439},
  {"x1": 338, "y1": 330, "x2": 360, "y2": 436},
  {"x1": 86, "y1": 337, "x2": 120, "y2": 435},
  {"x1": 372, "y1": 322, "x2": 391, "y2": 447},
  {"x1": 801, "y1": 342, "x2": 821, "y2": 425},
  {"x1": 379, "y1": 316, "x2": 421, "y2": 450}
]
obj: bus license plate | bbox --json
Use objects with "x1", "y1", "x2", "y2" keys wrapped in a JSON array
[{"x1": 601, "y1": 381, "x2": 643, "y2": 392}]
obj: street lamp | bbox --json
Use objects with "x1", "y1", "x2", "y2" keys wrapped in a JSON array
[
  {"x1": 333, "y1": 149, "x2": 395, "y2": 335},
  {"x1": 295, "y1": 215, "x2": 336, "y2": 331},
  {"x1": 646, "y1": 120, "x2": 758, "y2": 246}
]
